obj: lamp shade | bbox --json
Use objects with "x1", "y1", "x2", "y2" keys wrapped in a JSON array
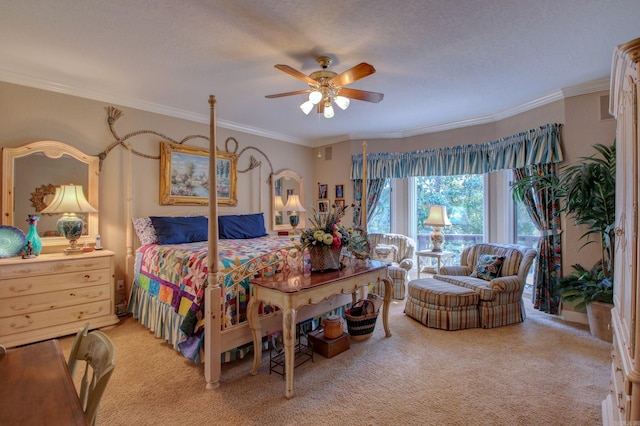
[
  {"x1": 284, "y1": 194, "x2": 306, "y2": 213},
  {"x1": 334, "y1": 95, "x2": 350, "y2": 110},
  {"x1": 40, "y1": 184, "x2": 98, "y2": 214},
  {"x1": 274, "y1": 195, "x2": 285, "y2": 212},
  {"x1": 300, "y1": 100, "x2": 314, "y2": 115},
  {"x1": 40, "y1": 184, "x2": 97, "y2": 254},
  {"x1": 424, "y1": 205, "x2": 451, "y2": 227},
  {"x1": 323, "y1": 103, "x2": 335, "y2": 119}
]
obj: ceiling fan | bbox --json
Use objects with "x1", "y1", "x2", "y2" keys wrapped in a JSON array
[{"x1": 265, "y1": 56, "x2": 384, "y2": 118}]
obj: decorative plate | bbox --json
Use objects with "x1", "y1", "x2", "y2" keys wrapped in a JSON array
[{"x1": 0, "y1": 226, "x2": 26, "y2": 258}]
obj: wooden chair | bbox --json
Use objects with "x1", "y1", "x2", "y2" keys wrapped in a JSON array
[
  {"x1": 67, "y1": 322, "x2": 89, "y2": 376},
  {"x1": 68, "y1": 328, "x2": 117, "y2": 426}
]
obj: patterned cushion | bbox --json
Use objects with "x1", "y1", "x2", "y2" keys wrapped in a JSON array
[
  {"x1": 372, "y1": 244, "x2": 398, "y2": 263},
  {"x1": 470, "y1": 254, "x2": 505, "y2": 281},
  {"x1": 132, "y1": 217, "x2": 157, "y2": 246}
]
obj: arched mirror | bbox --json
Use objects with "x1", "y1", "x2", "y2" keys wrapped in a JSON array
[
  {"x1": 2, "y1": 141, "x2": 99, "y2": 252},
  {"x1": 271, "y1": 169, "x2": 305, "y2": 231}
]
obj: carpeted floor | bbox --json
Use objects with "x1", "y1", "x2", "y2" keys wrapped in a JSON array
[{"x1": 59, "y1": 296, "x2": 610, "y2": 426}]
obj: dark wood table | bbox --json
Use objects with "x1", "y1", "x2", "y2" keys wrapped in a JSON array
[
  {"x1": 248, "y1": 259, "x2": 392, "y2": 398},
  {"x1": 0, "y1": 339, "x2": 87, "y2": 425}
]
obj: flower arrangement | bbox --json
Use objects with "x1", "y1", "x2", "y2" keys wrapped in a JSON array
[{"x1": 300, "y1": 204, "x2": 351, "y2": 251}]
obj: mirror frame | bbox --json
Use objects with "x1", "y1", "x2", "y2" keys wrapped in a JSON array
[
  {"x1": 271, "y1": 169, "x2": 305, "y2": 231},
  {"x1": 2, "y1": 140, "x2": 99, "y2": 251}
]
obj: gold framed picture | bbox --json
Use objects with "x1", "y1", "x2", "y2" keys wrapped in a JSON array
[{"x1": 160, "y1": 142, "x2": 237, "y2": 206}]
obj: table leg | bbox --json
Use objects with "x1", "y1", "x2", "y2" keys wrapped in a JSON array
[
  {"x1": 283, "y1": 308, "x2": 297, "y2": 399},
  {"x1": 381, "y1": 277, "x2": 392, "y2": 337},
  {"x1": 248, "y1": 297, "x2": 262, "y2": 376}
]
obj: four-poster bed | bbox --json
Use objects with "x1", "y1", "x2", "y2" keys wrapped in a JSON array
[{"x1": 127, "y1": 96, "x2": 376, "y2": 389}]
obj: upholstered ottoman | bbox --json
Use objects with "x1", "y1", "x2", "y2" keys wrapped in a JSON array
[{"x1": 404, "y1": 278, "x2": 479, "y2": 330}]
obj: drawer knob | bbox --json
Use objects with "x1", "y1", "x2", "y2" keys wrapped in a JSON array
[
  {"x1": 9, "y1": 284, "x2": 32, "y2": 293},
  {"x1": 10, "y1": 302, "x2": 32, "y2": 311},
  {"x1": 9, "y1": 318, "x2": 33, "y2": 329},
  {"x1": 83, "y1": 274, "x2": 91, "y2": 280}
]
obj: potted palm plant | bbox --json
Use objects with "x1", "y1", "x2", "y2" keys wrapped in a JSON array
[{"x1": 512, "y1": 142, "x2": 615, "y2": 341}]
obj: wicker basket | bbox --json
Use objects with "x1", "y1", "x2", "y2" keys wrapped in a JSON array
[
  {"x1": 309, "y1": 246, "x2": 342, "y2": 271},
  {"x1": 345, "y1": 299, "x2": 379, "y2": 341}
]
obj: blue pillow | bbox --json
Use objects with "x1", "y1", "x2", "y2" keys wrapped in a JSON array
[
  {"x1": 150, "y1": 216, "x2": 208, "y2": 245},
  {"x1": 218, "y1": 213, "x2": 267, "y2": 239}
]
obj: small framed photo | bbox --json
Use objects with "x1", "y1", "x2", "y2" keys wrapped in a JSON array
[
  {"x1": 335, "y1": 184, "x2": 344, "y2": 199},
  {"x1": 334, "y1": 199, "x2": 345, "y2": 210},
  {"x1": 317, "y1": 200, "x2": 329, "y2": 213},
  {"x1": 318, "y1": 183, "x2": 328, "y2": 199}
]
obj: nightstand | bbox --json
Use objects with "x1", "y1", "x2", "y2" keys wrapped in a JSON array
[{"x1": 0, "y1": 250, "x2": 119, "y2": 347}]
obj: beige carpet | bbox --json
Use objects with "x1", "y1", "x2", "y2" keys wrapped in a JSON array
[{"x1": 59, "y1": 299, "x2": 610, "y2": 426}]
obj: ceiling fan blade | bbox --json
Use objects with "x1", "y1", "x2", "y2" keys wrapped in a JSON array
[
  {"x1": 265, "y1": 89, "x2": 310, "y2": 99},
  {"x1": 274, "y1": 64, "x2": 317, "y2": 85},
  {"x1": 329, "y1": 63, "x2": 376, "y2": 86},
  {"x1": 338, "y1": 87, "x2": 384, "y2": 103}
]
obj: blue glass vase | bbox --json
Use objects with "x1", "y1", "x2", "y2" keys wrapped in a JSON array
[{"x1": 25, "y1": 216, "x2": 42, "y2": 256}]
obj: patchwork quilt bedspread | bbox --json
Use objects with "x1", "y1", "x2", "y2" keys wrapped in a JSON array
[{"x1": 135, "y1": 236, "x2": 294, "y2": 330}]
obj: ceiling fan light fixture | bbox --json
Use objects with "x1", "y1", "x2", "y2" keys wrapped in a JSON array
[
  {"x1": 334, "y1": 95, "x2": 350, "y2": 110},
  {"x1": 309, "y1": 90, "x2": 322, "y2": 105},
  {"x1": 300, "y1": 100, "x2": 314, "y2": 115},
  {"x1": 323, "y1": 102, "x2": 335, "y2": 119}
]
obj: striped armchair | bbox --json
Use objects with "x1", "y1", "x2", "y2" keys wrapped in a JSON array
[
  {"x1": 435, "y1": 243, "x2": 537, "y2": 328},
  {"x1": 368, "y1": 233, "x2": 416, "y2": 299}
]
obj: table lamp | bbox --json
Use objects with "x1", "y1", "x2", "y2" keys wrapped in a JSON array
[
  {"x1": 40, "y1": 184, "x2": 98, "y2": 254},
  {"x1": 284, "y1": 194, "x2": 306, "y2": 231},
  {"x1": 424, "y1": 205, "x2": 451, "y2": 252},
  {"x1": 274, "y1": 195, "x2": 285, "y2": 225}
]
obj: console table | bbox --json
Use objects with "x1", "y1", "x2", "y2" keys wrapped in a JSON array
[{"x1": 248, "y1": 259, "x2": 392, "y2": 399}]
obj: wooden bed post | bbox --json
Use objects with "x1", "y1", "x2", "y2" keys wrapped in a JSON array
[
  {"x1": 125, "y1": 143, "x2": 134, "y2": 299},
  {"x1": 361, "y1": 141, "x2": 368, "y2": 232},
  {"x1": 205, "y1": 95, "x2": 222, "y2": 389}
]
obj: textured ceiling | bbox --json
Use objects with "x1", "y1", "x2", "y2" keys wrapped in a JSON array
[{"x1": 1, "y1": 0, "x2": 638, "y2": 146}]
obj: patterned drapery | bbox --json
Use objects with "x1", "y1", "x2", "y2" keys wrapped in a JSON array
[
  {"x1": 513, "y1": 164, "x2": 562, "y2": 314},
  {"x1": 350, "y1": 123, "x2": 563, "y2": 179},
  {"x1": 352, "y1": 178, "x2": 386, "y2": 228}
]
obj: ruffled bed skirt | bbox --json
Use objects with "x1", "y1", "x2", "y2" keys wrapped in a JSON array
[{"x1": 128, "y1": 283, "x2": 349, "y2": 363}]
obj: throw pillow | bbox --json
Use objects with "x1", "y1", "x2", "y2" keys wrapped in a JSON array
[
  {"x1": 218, "y1": 213, "x2": 268, "y2": 239},
  {"x1": 372, "y1": 243, "x2": 398, "y2": 263},
  {"x1": 132, "y1": 217, "x2": 158, "y2": 246},
  {"x1": 150, "y1": 216, "x2": 208, "y2": 245},
  {"x1": 470, "y1": 254, "x2": 505, "y2": 281}
]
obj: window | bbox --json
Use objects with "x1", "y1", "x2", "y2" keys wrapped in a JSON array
[
  {"x1": 367, "y1": 179, "x2": 391, "y2": 233},
  {"x1": 515, "y1": 198, "x2": 539, "y2": 291},
  {"x1": 415, "y1": 175, "x2": 484, "y2": 262}
]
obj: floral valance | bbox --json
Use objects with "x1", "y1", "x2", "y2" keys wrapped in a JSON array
[{"x1": 351, "y1": 123, "x2": 563, "y2": 179}]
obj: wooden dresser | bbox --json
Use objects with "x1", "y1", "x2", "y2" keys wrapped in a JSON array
[
  {"x1": 0, "y1": 249, "x2": 119, "y2": 347},
  {"x1": 603, "y1": 37, "x2": 640, "y2": 425}
]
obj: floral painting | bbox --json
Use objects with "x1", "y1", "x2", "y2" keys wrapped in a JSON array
[{"x1": 160, "y1": 142, "x2": 237, "y2": 206}]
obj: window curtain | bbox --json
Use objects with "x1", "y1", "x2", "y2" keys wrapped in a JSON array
[
  {"x1": 513, "y1": 163, "x2": 562, "y2": 314},
  {"x1": 352, "y1": 178, "x2": 386, "y2": 229},
  {"x1": 350, "y1": 123, "x2": 563, "y2": 179}
]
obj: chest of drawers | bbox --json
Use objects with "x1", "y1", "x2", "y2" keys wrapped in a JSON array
[{"x1": 0, "y1": 250, "x2": 119, "y2": 347}]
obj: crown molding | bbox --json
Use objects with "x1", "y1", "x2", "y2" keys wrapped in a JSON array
[{"x1": 0, "y1": 68, "x2": 610, "y2": 147}]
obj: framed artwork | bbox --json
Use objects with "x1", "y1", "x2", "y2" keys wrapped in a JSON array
[
  {"x1": 318, "y1": 183, "x2": 328, "y2": 199},
  {"x1": 334, "y1": 199, "x2": 345, "y2": 210},
  {"x1": 317, "y1": 200, "x2": 329, "y2": 213},
  {"x1": 335, "y1": 184, "x2": 344, "y2": 199},
  {"x1": 160, "y1": 142, "x2": 237, "y2": 206}
]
